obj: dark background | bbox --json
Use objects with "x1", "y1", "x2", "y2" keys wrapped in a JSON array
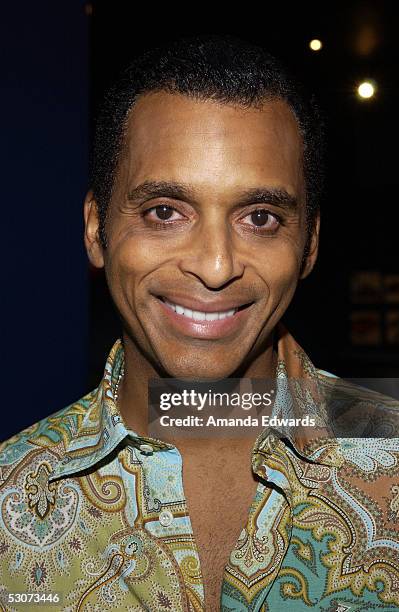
[{"x1": 2, "y1": 1, "x2": 398, "y2": 440}]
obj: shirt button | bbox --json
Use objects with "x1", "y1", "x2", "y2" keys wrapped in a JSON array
[
  {"x1": 139, "y1": 443, "x2": 154, "y2": 455},
  {"x1": 159, "y1": 509, "x2": 174, "y2": 527}
]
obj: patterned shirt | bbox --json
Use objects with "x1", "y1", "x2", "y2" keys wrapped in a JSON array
[{"x1": 0, "y1": 324, "x2": 398, "y2": 611}]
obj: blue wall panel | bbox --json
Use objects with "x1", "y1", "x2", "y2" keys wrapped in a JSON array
[{"x1": 1, "y1": 2, "x2": 89, "y2": 440}]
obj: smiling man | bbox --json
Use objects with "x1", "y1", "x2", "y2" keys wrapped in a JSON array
[{"x1": 1, "y1": 35, "x2": 398, "y2": 612}]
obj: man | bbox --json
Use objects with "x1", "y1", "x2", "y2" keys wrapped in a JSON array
[{"x1": 0, "y1": 35, "x2": 398, "y2": 611}]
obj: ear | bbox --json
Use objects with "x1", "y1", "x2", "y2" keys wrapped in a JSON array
[
  {"x1": 300, "y1": 210, "x2": 320, "y2": 279},
  {"x1": 83, "y1": 190, "x2": 105, "y2": 269}
]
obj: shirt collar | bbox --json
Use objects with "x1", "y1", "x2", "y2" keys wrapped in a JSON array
[
  {"x1": 252, "y1": 322, "x2": 344, "y2": 469},
  {"x1": 49, "y1": 323, "x2": 343, "y2": 482},
  {"x1": 49, "y1": 339, "x2": 172, "y2": 482}
]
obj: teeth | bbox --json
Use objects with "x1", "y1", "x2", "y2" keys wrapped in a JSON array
[{"x1": 163, "y1": 298, "x2": 236, "y2": 320}]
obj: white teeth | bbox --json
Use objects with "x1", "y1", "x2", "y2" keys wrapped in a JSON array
[
  {"x1": 163, "y1": 298, "x2": 236, "y2": 320},
  {"x1": 192, "y1": 310, "x2": 206, "y2": 321}
]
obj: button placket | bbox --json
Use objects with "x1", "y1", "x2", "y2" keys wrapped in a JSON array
[
  {"x1": 139, "y1": 443, "x2": 154, "y2": 455},
  {"x1": 159, "y1": 509, "x2": 174, "y2": 527}
]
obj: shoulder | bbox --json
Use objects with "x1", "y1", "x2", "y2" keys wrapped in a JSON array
[
  {"x1": 316, "y1": 367, "x2": 399, "y2": 417},
  {"x1": 316, "y1": 368, "x2": 338, "y2": 379},
  {"x1": 0, "y1": 388, "x2": 96, "y2": 482},
  {"x1": 315, "y1": 368, "x2": 399, "y2": 470}
]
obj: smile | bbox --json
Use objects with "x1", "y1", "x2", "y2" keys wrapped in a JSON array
[
  {"x1": 162, "y1": 298, "x2": 236, "y2": 321},
  {"x1": 155, "y1": 295, "x2": 254, "y2": 339}
]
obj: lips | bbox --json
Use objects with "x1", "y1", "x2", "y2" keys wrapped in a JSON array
[
  {"x1": 162, "y1": 296, "x2": 236, "y2": 321},
  {"x1": 153, "y1": 294, "x2": 255, "y2": 339},
  {"x1": 155, "y1": 293, "x2": 253, "y2": 314}
]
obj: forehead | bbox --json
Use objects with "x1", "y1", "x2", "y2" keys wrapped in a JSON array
[{"x1": 122, "y1": 91, "x2": 304, "y2": 197}]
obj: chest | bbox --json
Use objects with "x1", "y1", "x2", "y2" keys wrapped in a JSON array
[{"x1": 178, "y1": 440, "x2": 259, "y2": 610}]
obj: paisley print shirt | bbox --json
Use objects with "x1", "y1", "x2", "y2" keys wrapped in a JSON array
[{"x1": 0, "y1": 324, "x2": 399, "y2": 611}]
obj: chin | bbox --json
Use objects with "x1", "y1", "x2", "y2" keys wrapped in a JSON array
[{"x1": 161, "y1": 358, "x2": 235, "y2": 381}]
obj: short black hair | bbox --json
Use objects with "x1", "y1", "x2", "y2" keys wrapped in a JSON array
[{"x1": 91, "y1": 34, "x2": 325, "y2": 256}]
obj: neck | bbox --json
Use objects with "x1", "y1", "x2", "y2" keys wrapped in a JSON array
[{"x1": 116, "y1": 330, "x2": 278, "y2": 436}]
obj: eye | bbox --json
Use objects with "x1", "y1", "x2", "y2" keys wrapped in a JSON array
[
  {"x1": 143, "y1": 204, "x2": 183, "y2": 222},
  {"x1": 240, "y1": 209, "x2": 281, "y2": 232}
]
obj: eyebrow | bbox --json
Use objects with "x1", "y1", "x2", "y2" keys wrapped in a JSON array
[
  {"x1": 128, "y1": 181, "x2": 195, "y2": 203},
  {"x1": 237, "y1": 187, "x2": 298, "y2": 212},
  {"x1": 127, "y1": 180, "x2": 298, "y2": 212}
]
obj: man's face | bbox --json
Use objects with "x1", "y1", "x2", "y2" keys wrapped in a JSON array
[{"x1": 85, "y1": 92, "x2": 319, "y2": 379}]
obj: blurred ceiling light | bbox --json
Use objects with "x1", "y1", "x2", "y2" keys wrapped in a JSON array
[
  {"x1": 309, "y1": 39, "x2": 323, "y2": 51},
  {"x1": 357, "y1": 81, "x2": 376, "y2": 99}
]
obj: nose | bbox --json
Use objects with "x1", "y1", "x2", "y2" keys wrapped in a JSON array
[{"x1": 178, "y1": 216, "x2": 244, "y2": 289}]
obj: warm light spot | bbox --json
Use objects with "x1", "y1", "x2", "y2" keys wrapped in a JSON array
[
  {"x1": 309, "y1": 39, "x2": 323, "y2": 51},
  {"x1": 357, "y1": 81, "x2": 375, "y2": 99}
]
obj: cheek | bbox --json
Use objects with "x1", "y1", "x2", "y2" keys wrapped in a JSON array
[
  {"x1": 105, "y1": 236, "x2": 171, "y2": 318},
  {"x1": 259, "y1": 242, "x2": 302, "y2": 301},
  {"x1": 109, "y1": 235, "x2": 164, "y2": 282}
]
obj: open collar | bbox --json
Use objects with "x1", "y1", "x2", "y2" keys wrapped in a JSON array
[
  {"x1": 49, "y1": 323, "x2": 344, "y2": 482},
  {"x1": 251, "y1": 322, "x2": 345, "y2": 469},
  {"x1": 49, "y1": 339, "x2": 172, "y2": 482}
]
